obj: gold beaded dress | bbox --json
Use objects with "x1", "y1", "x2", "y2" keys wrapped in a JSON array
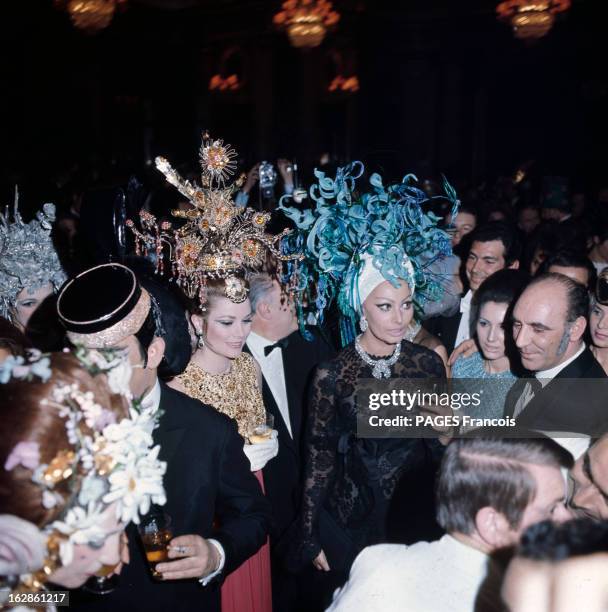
[
  {"x1": 177, "y1": 352, "x2": 265, "y2": 438},
  {"x1": 176, "y1": 351, "x2": 271, "y2": 612}
]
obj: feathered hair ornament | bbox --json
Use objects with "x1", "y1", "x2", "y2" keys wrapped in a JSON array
[{"x1": 279, "y1": 162, "x2": 459, "y2": 346}]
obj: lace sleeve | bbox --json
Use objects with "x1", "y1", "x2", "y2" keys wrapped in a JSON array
[{"x1": 298, "y1": 361, "x2": 340, "y2": 563}]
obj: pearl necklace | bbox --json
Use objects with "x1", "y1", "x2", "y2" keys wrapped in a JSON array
[{"x1": 355, "y1": 334, "x2": 401, "y2": 379}]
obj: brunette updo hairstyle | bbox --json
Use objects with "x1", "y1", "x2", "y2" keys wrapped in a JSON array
[{"x1": 0, "y1": 352, "x2": 129, "y2": 528}]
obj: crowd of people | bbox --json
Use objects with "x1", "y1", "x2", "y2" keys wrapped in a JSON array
[{"x1": 1, "y1": 138, "x2": 608, "y2": 612}]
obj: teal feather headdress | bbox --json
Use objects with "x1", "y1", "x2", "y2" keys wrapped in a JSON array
[{"x1": 279, "y1": 162, "x2": 459, "y2": 346}]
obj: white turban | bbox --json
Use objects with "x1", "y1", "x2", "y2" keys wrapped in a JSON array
[{"x1": 357, "y1": 252, "x2": 416, "y2": 308}]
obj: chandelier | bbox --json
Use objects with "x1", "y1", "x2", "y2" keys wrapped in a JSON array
[
  {"x1": 55, "y1": 0, "x2": 126, "y2": 33},
  {"x1": 328, "y1": 75, "x2": 359, "y2": 93},
  {"x1": 496, "y1": 0, "x2": 571, "y2": 40},
  {"x1": 273, "y1": 0, "x2": 340, "y2": 49},
  {"x1": 209, "y1": 74, "x2": 242, "y2": 92}
]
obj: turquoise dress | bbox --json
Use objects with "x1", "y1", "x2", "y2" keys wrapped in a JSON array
[{"x1": 451, "y1": 352, "x2": 517, "y2": 426}]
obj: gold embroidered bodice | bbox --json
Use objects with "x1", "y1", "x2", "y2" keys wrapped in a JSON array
[{"x1": 177, "y1": 352, "x2": 266, "y2": 438}]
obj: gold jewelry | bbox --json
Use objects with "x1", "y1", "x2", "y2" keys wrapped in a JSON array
[
  {"x1": 127, "y1": 132, "x2": 303, "y2": 309},
  {"x1": 177, "y1": 353, "x2": 265, "y2": 437}
]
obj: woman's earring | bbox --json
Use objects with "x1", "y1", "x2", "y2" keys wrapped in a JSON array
[
  {"x1": 196, "y1": 331, "x2": 205, "y2": 349},
  {"x1": 359, "y1": 316, "x2": 368, "y2": 332}
]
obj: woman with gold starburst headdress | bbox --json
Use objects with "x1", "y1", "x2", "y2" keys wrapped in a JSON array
[{"x1": 128, "y1": 133, "x2": 302, "y2": 612}]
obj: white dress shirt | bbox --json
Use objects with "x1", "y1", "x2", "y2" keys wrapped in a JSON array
[
  {"x1": 246, "y1": 331, "x2": 292, "y2": 438},
  {"x1": 455, "y1": 290, "x2": 474, "y2": 348},
  {"x1": 140, "y1": 378, "x2": 161, "y2": 413},
  {"x1": 327, "y1": 535, "x2": 501, "y2": 612},
  {"x1": 141, "y1": 378, "x2": 226, "y2": 584}
]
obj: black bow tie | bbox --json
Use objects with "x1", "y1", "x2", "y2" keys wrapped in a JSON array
[{"x1": 264, "y1": 338, "x2": 289, "y2": 356}]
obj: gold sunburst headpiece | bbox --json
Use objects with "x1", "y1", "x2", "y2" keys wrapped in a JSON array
[
  {"x1": 199, "y1": 135, "x2": 238, "y2": 186},
  {"x1": 127, "y1": 132, "x2": 302, "y2": 307}
]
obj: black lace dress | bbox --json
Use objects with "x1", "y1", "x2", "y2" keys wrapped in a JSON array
[{"x1": 294, "y1": 340, "x2": 446, "y2": 572}]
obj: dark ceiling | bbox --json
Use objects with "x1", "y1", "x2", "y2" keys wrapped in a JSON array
[{"x1": 0, "y1": 0, "x2": 605, "y2": 201}]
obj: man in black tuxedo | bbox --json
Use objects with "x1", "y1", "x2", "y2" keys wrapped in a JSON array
[
  {"x1": 57, "y1": 263, "x2": 271, "y2": 611},
  {"x1": 245, "y1": 273, "x2": 335, "y2": 611},
  {"x1": 425, "y1": 222, "x2": 521, "y2": 354},
  {"x1": 504, "y1": 272, "x2": 608, "y2": 436}
]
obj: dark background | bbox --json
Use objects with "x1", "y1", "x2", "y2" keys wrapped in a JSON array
[{"x1": 1, "y1": 0, "x2": 606, "y2": 206}]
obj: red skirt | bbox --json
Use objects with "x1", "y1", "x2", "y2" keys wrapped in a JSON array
[{"x1": 221, "y1": 470, "x2": 272, "y2": 612}]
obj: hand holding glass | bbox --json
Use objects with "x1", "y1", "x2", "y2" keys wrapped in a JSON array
[
  {"x1": 248, "y1": 413, "x2": 275, "y2": 444},
  {"x1": 138, "y1": 510, "x2": 173, "y2": 579}
]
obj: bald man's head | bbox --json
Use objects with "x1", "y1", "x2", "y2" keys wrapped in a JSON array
[{"x1": 512, "y1": 274, "x2": 588, "y2": 372}]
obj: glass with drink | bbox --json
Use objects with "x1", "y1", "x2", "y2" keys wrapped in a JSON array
[
  {"x1": 248, "y1": 412, "x2": 274, "y2": 444},
  {"x1": 82, "y1": 563, "x2": 120, "y2": 595},
  {"x1": 81, "y1": 528, "x2": 128, "y2": 595},
  {"x1": 138, "y1": 509, "x2": 173, "y2": 579}
]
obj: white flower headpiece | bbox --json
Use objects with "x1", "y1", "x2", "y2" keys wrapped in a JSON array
[{"x1": 1, "y1": 347, "x2": 166, "y2": 582}]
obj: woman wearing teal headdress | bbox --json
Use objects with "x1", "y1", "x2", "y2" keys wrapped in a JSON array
[{"x1": 280, "y1": 163, "x2": 458, "y2": 607}]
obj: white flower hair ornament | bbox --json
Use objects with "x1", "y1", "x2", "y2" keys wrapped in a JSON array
[{"x1": 0, "y1": 348, "x2": 166, "y2": 595}]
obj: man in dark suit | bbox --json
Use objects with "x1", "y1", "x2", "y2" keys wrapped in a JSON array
[
  {"x1": 504, "y1": 272, "x2": 608, "y2": 436},
  {"x1": 425, "y1": 222, "x2": 521, "y2": 354},
  {"x1": 57, "y1": 263, "x2": 272, "y2": 611},
  {"x1": 245, "y1": 273, "x2": 335, "y2": 611}
]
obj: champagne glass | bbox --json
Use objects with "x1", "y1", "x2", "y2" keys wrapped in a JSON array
[
  {"x1": 138, "y1": 510, "x2": 173, "y2": 579},
  {"x1": 248, "y1": 412, "x2": 275, "y2": 444}
]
